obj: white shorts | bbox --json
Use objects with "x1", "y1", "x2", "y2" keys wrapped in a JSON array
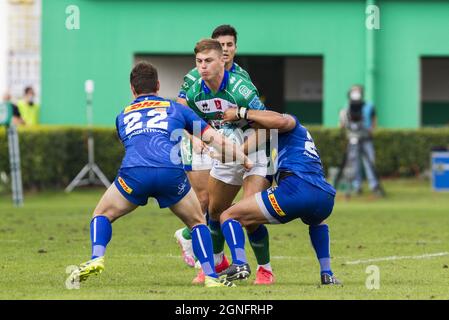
[
  {"x1": 210, "y1": 149, "x2": 269, "y2": 186},
  {"x1": 191, "y1": 148, "x2": 213, "y2": 171}
]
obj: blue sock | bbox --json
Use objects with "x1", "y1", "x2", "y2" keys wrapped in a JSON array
[
  {"x1": 221, "y1": 219, "x2": 247, "y2": 265},
  {"x1": 309, "y1": 224, "x2": 332, "y2": 276},
  {"x1": 191, "y1": 224, "x2": 217, "y2": 278},
  {"x1": 90, "y1": 215, "x2": 112, "y2": 259}
]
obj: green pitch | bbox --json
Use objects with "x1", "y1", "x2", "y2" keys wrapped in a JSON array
[{"x1": 1, "y1": 179, "x2": 448, "y2": 300}]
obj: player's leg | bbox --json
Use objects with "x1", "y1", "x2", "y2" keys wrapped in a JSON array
[
  {"x1": 169, "y1": 188, "x2": 235, "y2": 288},
  {"x1": 174, "y1": 170, "x2": 211, "y2": 268},
  {"x1": 69, "y1": 182, "x2": 138, "y2": 283},
  {"x1": 207, "y1": 175, "x2": 240, "y2": 261},
  {"x1": 296, "y1": 181, "x2": 341, "y2": 285},
  {"x1": 242, "y1": 174, "x2": 274, "y2": 284},
  {"x1": 218, "y1": 195, "x2": 270, "y2": 281},
  {"x1": 175, "y1": 133, "x2": 212, "y2": 268},
  {"x1": 188, "y1": 174, "x2": 239, "y2": 284},
  {"x1": 308, "y1": 220, "x2": 341, "y2": 285}
]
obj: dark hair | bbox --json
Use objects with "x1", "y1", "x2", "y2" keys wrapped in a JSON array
[
  {"x1": 194, "y1": 39, "x2": 223, "y2": 55},
  {"x1": 24, "y1": 86, "x2": 34, "y2": 95},
  {"x1": 211, "y1": 24, "x2": 237, "y2": 44},
  {"x1": 130, "y1": 62, "x2": 158, "y2": 95}
]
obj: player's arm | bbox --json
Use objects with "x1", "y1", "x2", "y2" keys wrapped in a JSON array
[
  {"x1": 224, "y1": 108, "x2": 296, "y2": 133},
  {"x1": 181, "y1": 104, "x2": 251, "y2": 169},
  {"x1": 201, "y1": 127, "x2": 252, "y2": 169}
]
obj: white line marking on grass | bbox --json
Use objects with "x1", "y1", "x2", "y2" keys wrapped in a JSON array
[{"x1": 345, "y1": 252, "x2": 449, "y2": 265}]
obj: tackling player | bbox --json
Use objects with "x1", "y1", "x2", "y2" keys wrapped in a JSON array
[
  {"x1": 67, "y1": 62, "x2": 251, "y2": 288},
  {"x1": 184, "y1": 39, "x2": 275, "y2": 285},
  {"x1": 174, "y1": 25, "x2": 254, "y2": 269},
  {"x1": 218, "y1": 108, "x2": 341, "y2": 285}
]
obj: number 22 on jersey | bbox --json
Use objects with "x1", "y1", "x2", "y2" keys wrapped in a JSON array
[{"x1": 124, "y1": 109, "x2": 168, "y2": 135}]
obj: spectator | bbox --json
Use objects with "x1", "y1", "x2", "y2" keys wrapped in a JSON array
[{"x1": 17, "y1": 87, "x2": 40, "y2": 126}]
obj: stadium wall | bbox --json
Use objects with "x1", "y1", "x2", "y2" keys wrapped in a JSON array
[{"x1": 42, "y1": 0, "x2": 449, "y2": 128}]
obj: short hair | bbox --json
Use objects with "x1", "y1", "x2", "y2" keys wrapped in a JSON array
[
  {"x1": 211, "y1": 24, "x2": 238, "y2": 44},
  {"x1": 194, "y1": 39, "x2": 223, "y2": 55},
  {"x1": 24, "y1": 86, "x2": 34, "y2": 95},
  {"x1": 130, "y1": 62, "x2": 158, "y2": 95}
]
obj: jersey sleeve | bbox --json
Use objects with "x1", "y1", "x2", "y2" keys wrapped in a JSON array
[
  {"x1": 178, "y1": 69, "x2": 199, "y2": 99},
  {"x1": 238, "y1": 81, "x2": 266, "y2": 111},
  {"x1": 178, "y1": 103, "x2": 209, "y2": 135}
]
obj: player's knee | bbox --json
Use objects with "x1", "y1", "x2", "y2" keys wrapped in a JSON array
[
  {"x1": 197, "y1": 192, "x2": 209, "y2": 213},
  {"x1": 93, "y1": 212, "x2": 114, "y2": 223},
  {"x1": 220, "y1": 208, "x2": 244, "y2": 225}
]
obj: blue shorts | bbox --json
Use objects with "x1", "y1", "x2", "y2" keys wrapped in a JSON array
[
  {"x1": 255, "y1": 173, "x2": 334, "y2": 225},
  {"x1": 114, "y1": 167, "x2": 191, "y2": 208}
]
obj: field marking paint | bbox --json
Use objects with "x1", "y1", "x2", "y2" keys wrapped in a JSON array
[{"x1": 345, "y1": 252, "x2": 449, "y2": 265}]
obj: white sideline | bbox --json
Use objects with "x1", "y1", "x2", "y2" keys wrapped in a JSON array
[{"x1": 344, "y1": 252, "x2": 449, "y2": 265}]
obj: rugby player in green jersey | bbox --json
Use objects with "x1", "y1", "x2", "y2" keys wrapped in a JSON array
[
  {"x1": 174, "y1": 26, "x2": 258, "y2": 270},
  {"x1": 182, "y1": 39, "x2": 275, "y2": 285}
]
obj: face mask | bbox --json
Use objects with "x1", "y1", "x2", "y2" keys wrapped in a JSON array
[{"x1": 350, "y1": 90, "x2": 362, "y2": 101}]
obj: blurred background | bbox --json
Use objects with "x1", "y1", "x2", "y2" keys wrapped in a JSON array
[
  {"x1": 1, "y1": 0, "x2": 448, "y2": 128},
  {"x1": 1, "y1": 0, "x2": 449, "y2": 191}
]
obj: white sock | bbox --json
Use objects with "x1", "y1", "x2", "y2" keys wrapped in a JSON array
[
  {"x1": 213, "y1": 252, "x2": 224, "y2": 266},
  {"x1": 258, "y1": 263, "x2": 272, "y2": 272}
]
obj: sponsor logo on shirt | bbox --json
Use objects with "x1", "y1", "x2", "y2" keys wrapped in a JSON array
[
  {"x1": 238, "y1": 85, "x2": 252, "y2": 99},
  {"x1": 214, "y1": 100, "x2": 222, "y2": 110},
  {"x1": 248, "y1": 96, "x2": 263, "y2": 109},
  {"x1": 124, "y1": 101, "x2": 170, "y2": 114},
  {"x1": 118, "y1": 177, "x2": 133, "y2": 194}
]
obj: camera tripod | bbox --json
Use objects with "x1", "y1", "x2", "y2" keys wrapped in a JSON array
[{"x1": 333, "y1": 135, "x2": 385, "y2": 198}]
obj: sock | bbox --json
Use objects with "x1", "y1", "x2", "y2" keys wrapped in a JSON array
[
  {"x1": 247, "y1": 224, "x2": 270, "y2": 265},
  {"x1": 191, "y1": 224, "x2": 217, "y2": 278},
  {"x1": 213, "y1": 252, "x2": 224, "y2": 266},
  {"x1": 309, "y1": 224, "x2": 333, "y2": 276},
  {"x1": 181, "y1": 227, "x2": 191, "y2": 240},
  {"x1": 208, "y1": 219, "x2": 225, "y2": 254},
  {"x1": 258, "y1": 263, "x2": 272, "y2": 272},
  {"x1": 90, "y1": 215, "x2": 112, "y2": 259},
  {"x1": 221, "y1": 219, "x2": 247, "y2": 265}
]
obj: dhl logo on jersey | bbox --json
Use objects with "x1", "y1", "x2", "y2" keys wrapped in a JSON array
[
  {"x1": 124, "y1": 101, "x2": 170, "y2": 114},
  {"x1": 268, "y1": 193, "x2": 285, "y2": 217},
  {"x1": 118, "y1": 177, "x2": 133, "y2": 194}
]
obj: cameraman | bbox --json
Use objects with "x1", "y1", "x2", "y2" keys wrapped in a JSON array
[{"x1": 339, "y1": 85, "x2": 383, "y2": 196}]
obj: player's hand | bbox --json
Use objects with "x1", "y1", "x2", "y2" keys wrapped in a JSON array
[
  {"x1": 223, "y1": 107, "x2": 239, "y2": 122},
  {"x1": 192, "y1": 138, "x2": 207, "y2": 154},
  {"x1": 243, "y1": 156, "x2": 254, "y2": 171}
]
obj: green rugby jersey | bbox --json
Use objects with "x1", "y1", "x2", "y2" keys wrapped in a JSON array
[
  {"x1": 185, "y1": 70, "x2": 266, "y2": 136},
  {"x1": 178, "y1": 62, "x2": 251, "y2": 100}
]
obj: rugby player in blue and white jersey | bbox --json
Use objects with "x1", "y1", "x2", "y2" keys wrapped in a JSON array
[
  {"x1": 216, "y1": 107, "x2": 341, "y2": 285},
  {"x1": 67, "y1": 62, "x2": 251, "y2": 288}
]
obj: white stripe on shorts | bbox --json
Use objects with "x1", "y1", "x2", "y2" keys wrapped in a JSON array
[{"x1": 255, "y1": 193, "x2": 281, "y2": 224}]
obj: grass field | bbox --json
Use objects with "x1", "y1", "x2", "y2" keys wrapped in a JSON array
[{"x1": 1, "y1": 179, "x2": 448, "y2": 300}]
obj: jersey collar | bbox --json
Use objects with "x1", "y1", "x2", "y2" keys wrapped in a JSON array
[
  {"x1": 132, "y1": 94, "x2": 164, "y2": 104},
  {"x1": 229, "y1": 62, "x2": 236, "y2": 73},
  {"x1": 201, "y1": 70, "x2": 229, "y2": 94}
]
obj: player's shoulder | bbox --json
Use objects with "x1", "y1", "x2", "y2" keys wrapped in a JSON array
[
  {"x1": 186, "y1": 78, "x2": 203, "y2": 99},
  {"x1": 184, "y1": 67, "x2": 200, "y2": 82},
  {"x1": 227, "y1": 73, "x2": 257, "y2": 99},
  {"x1": 233, "y1": 62, "x2": 251, "y2": 80}
]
